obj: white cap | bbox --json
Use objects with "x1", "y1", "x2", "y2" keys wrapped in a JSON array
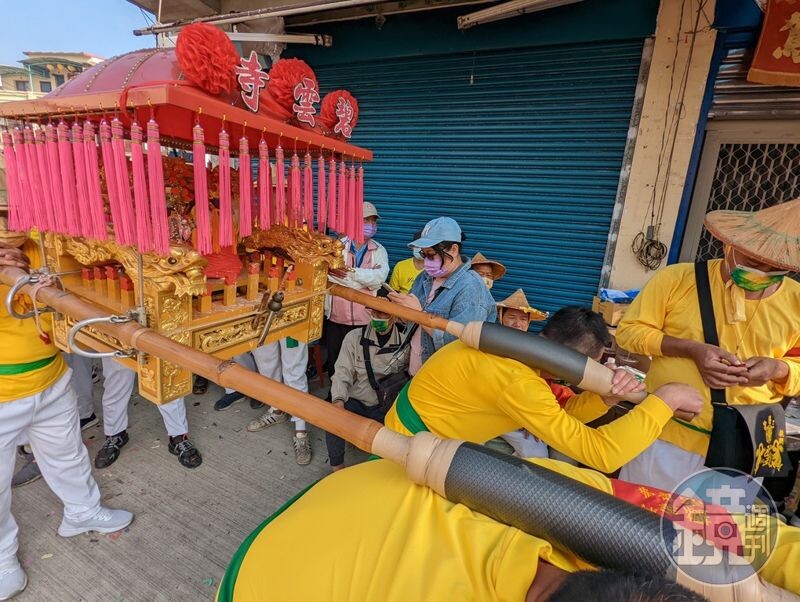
[{"x1": 363, "y1": 202, "x2": 380, "y2": 219}]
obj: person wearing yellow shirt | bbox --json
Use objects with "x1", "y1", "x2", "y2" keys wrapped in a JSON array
[
  {"x1": 383, "y1": 312, "x2": 704, "y2": 474},
  {"x1": 217, "y1": 458, "x2": 715, "y2": 602},
  {"x1": 387, "y1": 230, "x2": 423, "y2": 294},
  {"x1": 0, "y1": 218, "x2": 133, "y2": 600},
  {"x1": 219, "y1": 454, "x2": 800, "y2": 600},
  {"x1": 615, "y1": 200, "x2": 800, "y2": 492}
]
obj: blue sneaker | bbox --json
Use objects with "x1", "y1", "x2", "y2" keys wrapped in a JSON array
[{"x1": 214, "y1": 392, "x2": 244, "y2": 411}]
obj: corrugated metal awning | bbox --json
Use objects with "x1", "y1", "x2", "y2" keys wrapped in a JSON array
[{"x1": 709, "y1": 48, "x2": 800, "y2": 120}]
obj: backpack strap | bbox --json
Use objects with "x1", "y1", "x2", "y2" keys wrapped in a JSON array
[{"x1": 360, "y1": 328, "x2": 381, "y2": 392}]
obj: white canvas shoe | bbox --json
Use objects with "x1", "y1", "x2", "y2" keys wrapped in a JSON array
[
  {"x1": 0, "y1": 564, "x2": 27, "y2": 601},
  {"x1": 57, "y1": 507, "x2": 134, "y2": 538}
]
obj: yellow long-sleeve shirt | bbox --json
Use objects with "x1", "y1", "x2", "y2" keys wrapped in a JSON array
[
  {"x1": 0, "y1": 238, "x2": 65, "y2": 402},
  {"x1": 383, "y1": 340, "x2": 674, "y2": 473},
  {"x1": 388, "y1": 257, "x2": 422, "y2": 295},
  {"x1": 615, "y1": 260, "x2": 800, "y2": 456}
]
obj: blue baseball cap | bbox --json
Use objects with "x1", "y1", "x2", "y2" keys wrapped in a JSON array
[{"x1": 409, "y1": 217, "x2": 462, "y2": 248}]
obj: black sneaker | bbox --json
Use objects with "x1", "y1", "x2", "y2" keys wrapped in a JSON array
[
  {"x1": 213, "y1": 391, "x2": 244, "y2": 411},
  {"x1": 80, "y1": 413, "x2": 99, "y2": 431},
  {"x1": 249, "y1": 398, "x2": 263, "y2": 410},
  {"x1": 94, "y1": 431, "x2": 129, "y2": 469},
  {"x1": 168, "y1": 435, "x2": 203, "y2": 469}
]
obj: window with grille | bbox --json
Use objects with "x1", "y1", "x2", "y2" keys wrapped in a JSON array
[{"x1": 694, "y1": 142, "x2": 800, "y2": 261}]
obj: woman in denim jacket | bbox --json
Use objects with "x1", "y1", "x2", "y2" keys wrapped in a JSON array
[{"x1": 389, "y1": 217, "x2": 497, "y2": 375}]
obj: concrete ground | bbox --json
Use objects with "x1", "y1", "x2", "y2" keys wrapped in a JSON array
[{"x1": 10, "y1": 374, "x2": 363, "y2": 602}]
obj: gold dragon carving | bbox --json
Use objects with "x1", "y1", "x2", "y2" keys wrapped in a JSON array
[
  {"x1": 243, "y1": 225, "x2": 344, "y2": 269},
  {"x1": 60, "y1": 237, "x2": 208, "y2": 298}
]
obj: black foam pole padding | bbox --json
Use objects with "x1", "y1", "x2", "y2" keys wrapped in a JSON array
[
  {"x1": 478, "y1": 322, "x2": 587, "y2": 385},
  {"x1": 444, "y1": 443, "x2": 676, "y2": 576}
]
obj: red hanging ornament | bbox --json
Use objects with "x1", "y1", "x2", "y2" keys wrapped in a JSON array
[
  {"x1": 239, "y1": 136, "x2": 253, "y2": 237},
  {"x1": 217, "y1": 128, "x2": 233, "y2": 248},
  {"x1": 175, "y1": 23, "x2": 239, "y2": 96},
  {"x1": 83, "y1": 121, "x2": 108, "y2": 240},
  {"x1": 130, "y1": 122, "x2": 154, "y2": 252},
  {"x1": 258, "y1": 138, "x2": 271, "y2": 231},
  {"x1": 192, "y1": 123, "x2": 212, "y2": 255}
]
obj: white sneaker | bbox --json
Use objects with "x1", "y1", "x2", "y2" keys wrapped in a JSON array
[
  {"x1": 57, "y1": 507, "x2": 134, "y2": 538},
  {"x1": 247, "y1": 409, "x2": 289, "y2": 432},
  {"x1": 0, "y1": 564, "x2": 26, "y2": 601}
]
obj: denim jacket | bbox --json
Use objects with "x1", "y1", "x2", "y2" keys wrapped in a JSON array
[{"x1": 409, "y1": 258, "x2": 497, "y2": 364}]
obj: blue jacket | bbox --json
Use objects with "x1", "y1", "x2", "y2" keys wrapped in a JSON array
[{"x1": 409, "y1": 258, "x2": 497, "y2": 364}]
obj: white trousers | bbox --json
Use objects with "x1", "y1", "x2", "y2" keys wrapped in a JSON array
[
  {"x1": 225, "y1": 352, "x2": 257, "y2": 395},
  {"x1": 619, "y1": 439, "x2": 706, "y2": 491},
  {"x1": 0, "y1": 370, "x2": 102, "y2": 569},
  {"x1": 70, "y1": 356, "x2": 189, "y2": 438},
  {"x1": 65, "y1": 354, "x2": 95, "y2": 420},
  {"x1": 500, "y1": 430, "x2": 549, "y2": 459},
  {"x1": 252, "y1": 340, "x2": 308, "y2": 431}
]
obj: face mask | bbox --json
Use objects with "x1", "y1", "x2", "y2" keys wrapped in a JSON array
[
  {"x1": 727, "y1": 248, "x2": 787, "y2": 292},
  {"x1": 371, "y1": 318, "x2": 390, "y2": 333},
  {"x1": 412, "y1": 248, "x2": 423, "y2": 260},
  {"x1": 482, "y1": 276, "x2": 494, "y2": 289},
  {"x1": 363, "y1": 223, "x2": 378, "y2": 239},
  {"x1": 423, "y1": 255, "x2": 449, "y2": 278}
]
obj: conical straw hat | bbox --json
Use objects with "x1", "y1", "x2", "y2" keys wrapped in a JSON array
[
  {"x1": 704, "y1": 198, "x2": 800, "y2": 272},
  {"x1": 497, "y1": 289, "x2": 548, "y2": 321},
  {"x1": 470, "y1": 252, "x2": 506, "y2": 280}
]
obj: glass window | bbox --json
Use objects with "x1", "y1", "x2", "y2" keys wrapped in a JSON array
[
  {"x1": 54, "y1": 74, "x2": 65, "y2": 86},
  {"x1": 15, "y1": 80, "x2": 29, "y2": 91},
  {"x1": 39, "y1": 80, "x2": 52, "y2": 93}
]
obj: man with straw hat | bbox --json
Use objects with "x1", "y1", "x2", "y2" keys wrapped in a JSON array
[
  {"x1": 616, "y1": 199, "x2": 800, "y2": 493},
  {"x1": 496, "y1": 288, "x2": 548, "y2": 331},
  {"x1": 470, "y1": 252, "x2": 506, "y2": 289}
]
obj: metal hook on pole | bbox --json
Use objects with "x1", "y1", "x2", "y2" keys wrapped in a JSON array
[
  {"x1": 4, "y1": 273, "x2": 55, "y2": 320},
  {"x1": 67, "y1": 314, "x2": 138, "y2": 359}
]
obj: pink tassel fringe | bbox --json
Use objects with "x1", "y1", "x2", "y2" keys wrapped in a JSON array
[
  {"x1": 327, "y1": 158, "x2": 337, "y2": 233},
  {"x1": 56, "y1": 122, "x2": 81, "y2": 236},
  {"x1": 258, "y1": 138, "x2": 271, "y2": 231},
  {"x1": 303, "y1": 153, "x2": 314, "y2": 229},
  {"x1": 238, "y1": 136, "x2": 252, "y2": 238},
  {"x1": 317, "y1": 155, "x2": 326, "y2": 234},
  {"x1": 99, "y1": 121, "x2": 125, "y2": 243},
  {"x1": 348, "y1": 164, "x2": 357, "y2": 242},
  {"x1": 337, "y1": 160, "x2": 347, "y2": 236},
  {"x1": 72, "y1": 123, "x2": 94, "y2": 238},
  {"x1": 83, "y1": 122, "x2": 108, "y2": 240},
  {"x1": 290, "y1": 153, "x2": 301, "y2": 228},
  {"x1": 146, "y1": 119, "x2": 170, "y2": 255},
  {"x1": 357, "y1": 166, "x2": 365, "y2": 244},
  {"x1": 110, "y1": 119, "x2": 136, "y2": 246},
  {"x1": 45, "y1": 125, "x2": 66, "y2": 234},
  {"x1": 130, "y1": 122, "x2": 153, "y2": 252},
  {"x1": 275, "y1": 145, "x2": 286, "y2": 226},
  {"x1": 192, "y1": 124, "x2": 212, "y2": 255},
  {"x1": 217, "y1": 129, "x2": 233, "y2": 248},
  {"x1": 2, "y1": 131, "x2": 26, "y2": 230},
  {"x1": 33, "y1": 128, "x2": 55, "y2": 232},
  {"x1": 22, "y1": 128, "x2": 46, "y2": 231}
]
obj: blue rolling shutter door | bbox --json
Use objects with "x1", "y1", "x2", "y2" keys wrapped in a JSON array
[{"x1": 314, "y1": 40, "x2": 643, "y2": 314}]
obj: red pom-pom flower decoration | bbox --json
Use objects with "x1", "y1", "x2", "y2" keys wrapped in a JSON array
[
  {"x1": 176, "y1": 23, "x2": 239, "y2": 95},
  {"x1": 260, "y1": 58, "x2": 318, "y2": 121},
  {"x1": 319, "y1": 90, "x2": 359, "y2": 139}
]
